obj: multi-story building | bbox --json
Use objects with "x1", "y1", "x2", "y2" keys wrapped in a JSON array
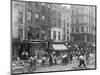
[
  {"x1": 61, "y1": 6, "x2": 71, "y2": 42},
  {"x1": 12, "y1": 1, "x2": 72, "y2": 58},
  {"x1": 12, "y1": 1, "x2": 25, "y2": 59},
  {"x1": 70, "y1": 5, "x2": 96, "y2": 44},
  {"x1": 50, "y1": 4, "x2": 63, "y2": 41},
  {"x1": 24, "y1": 2, "x2": 52, "y2": 56},
  {"x1": 25, "y1": 2, "x2": 51, "y2": 40}
]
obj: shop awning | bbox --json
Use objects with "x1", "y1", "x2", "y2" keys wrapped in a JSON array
[{"x1": 52, "y1": 44, "x2": 68, "y2": 50}]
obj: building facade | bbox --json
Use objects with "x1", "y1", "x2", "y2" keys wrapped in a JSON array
[
  {"x1": 61, "y1": 6, "x2": 71, "y2": 42},
  {"x1": 70, "y1": 5, "x2": 96, "y2": 44},
  {"x1": 25, "y1": 2, "x2": 52, "y2": 41},
  {"x1": 49, "y1": 4, "x2": 63, "y2": 41},
  {"x1": 12, "y1": 1, "x2": 25, "y2": 58},
  {"x1": 12, "y1": 1, "x2": 72, "y2": 58}
]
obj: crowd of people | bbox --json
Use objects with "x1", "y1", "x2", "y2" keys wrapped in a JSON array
[{"x1": 13, "y1": 45, "x2": 95, "y2": 72}]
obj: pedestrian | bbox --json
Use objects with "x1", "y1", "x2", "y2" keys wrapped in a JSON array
[
  {"x1": 53, "y1": 55, "x2": 57, "y2": 65},
  {"x1": 28, "y1": 54, "x2": 37, "y2": 72},
  {"x1": 65, "y1": 53, "x2": 68, "y2": 65},
  {"x1": 78, "y1": 54, "x2": 86, "y2": 68},
  {"x1": 86, "y1": 52, "x2": 90, "y2": 65},
  {"x1": 33, "y1": 54, "x2": 37, "y2": 71},
  {"x1": 42, "y1": 56, "x2": 46, "y2": 65},
  {"x1": 62, "y1": 53, "x2": 66, "y2": 65},
  {"x1": 28, "y1": 56, "x2": 34, "y2": 72},
  {"x1": 69, "y1": 52, "x2": 73, "y2": 63},
  {"x1": 49, "y1": 54, "x2": 53, "y2": 66}
]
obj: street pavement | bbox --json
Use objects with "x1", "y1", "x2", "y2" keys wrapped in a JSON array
[{"x1": 12, "y1": 54, "x2": 96, "y2": 74}]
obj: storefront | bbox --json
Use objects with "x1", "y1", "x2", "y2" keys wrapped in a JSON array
[{"x1": 27, "y1": 40, "x2": 48, "y2": 58}]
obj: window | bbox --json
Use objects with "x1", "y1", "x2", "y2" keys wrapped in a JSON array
[
  {"x1": 58, "y1": 32, "x2": 61, "y2": 40},
  {"x1": 72, "y1": 18, "x2": 76, "y2": 24},
  {"x1": 41, "y1": 3, "x2": 45, "y2": 6},
  {"x1": 67, "y1": 36, "x2": 69, "y2": 41},
  {"x1": 53, "y1": 17, "x2": 56, "y2": 26},
  {"x1": 33, "y1": 28, "x2": 39, "y2": 39},
  {"x1": 28, "y1": 2, "x2": 32, "y2": 6},
  {"x1": 35, "y1": 13, "x2": 39, "y2": 23},
  {"x1": 72, "y1": 10, "x2": 74, "y2": 15},
  {"x1": 35, "y1": 13, "x2": 39, "y2": 18},
  {"x1": 76, "y1": 18, "x2": 79, "y2": 24},
  {"x1": 48, "y1": 4, "x2": 50, "y2": 8},
  {"x1": 42, "y1": 15, "x2": 45, "y2": 20},
  {"x1": 76, "y1": 27, "x2": 79, "y2": 32},
  {"x1": 58, "y1": 19, "x2": 61, "y2": 26},
  {"x1": 79, "y1": 17, "x2": 81, "y2": 24},
  {"x1": 79, "y1": 8, "x2": 81, "y2": 14},
  {"x1": 89, "y1": 27, "x2": 91, "y2": 33},
  {"x1": 63, "y1": 20, "x2": 66, "y2": 27},
  {"x1": 42, "y1": 15, "x2": 46, "y2": 24},
  {"x1": 86, "y1": 26, "x2": 88, "y2": 32},
  {"x1": 35, "y1": 3, "x2": 39, "y2": 8},
  {"x1": 87, "y1": 17, "x2": 89, "y2": 24},
  {"x1": 67, "y1": 22, "x2": 69, "y2": 27},
  {"x1": 67, "y1": 15, "x2": 69, "y2": 20},
  {"x1": 81, "y1": 26, "x2": 84, "y2": 32},
  {"x1": 27, "y1": 10, "x2": 32, "y2": 21},
  {"x1": 18, "y1": 11, "x2": 23, "y2": 24},
  {"x1": 83, "y1": 16, "x2": 88, "y2": 23},
  {"x1": 18, "y1": 29, "x2": 23, "y2": 41},
  {"x1": 53, "y1": 6, "x2": 56, "y2": 10},
  {"x1": 53, "y1": 31, "x2": 56, "y2": 40},
  {"x1": 58, "y1": 8, "x2": 60, "y2": 12},
  {"x1": 72, "y1": 27, "x2": 74, "y2": 32},
  {"x1": 93, "y1": 20, "x2": 95, "y2": 25},
  {"x1": 67, "y1": 29, "x2": 69, "y2": 34}
]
